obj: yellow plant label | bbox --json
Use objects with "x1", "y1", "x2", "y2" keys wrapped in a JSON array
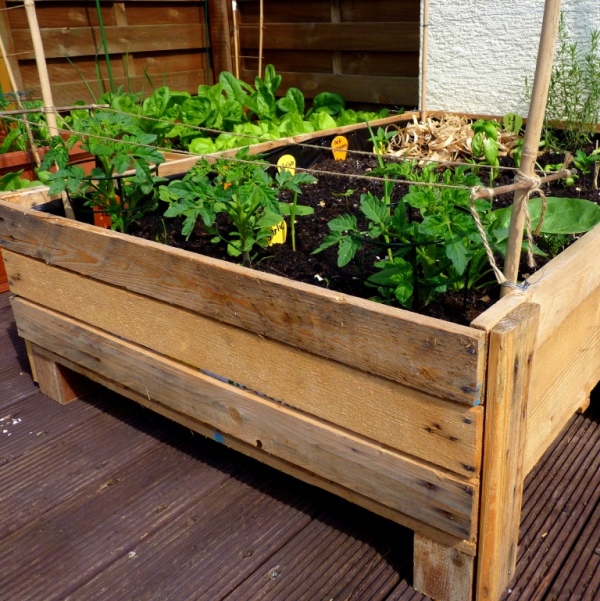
[
  {"x1": 332, "y1": 135, "x2": 349, "y2": 161},
  {"x1": 268, "y1": 219, "x2": 287, "y2": 246},
  {"x1": 277, "y1": 154, "x2": 296, "y2": 175}
]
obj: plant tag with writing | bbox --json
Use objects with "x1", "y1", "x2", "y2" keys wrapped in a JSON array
[
  {"x1": 277, "y1": 154, "x2": 296, "y2": 175},
  {"x1": 332, "y1": 135, "x2": 349, "y2": 161},
  {"x1": 268, "y1": 218, "x2": 287, "y2": 245}
]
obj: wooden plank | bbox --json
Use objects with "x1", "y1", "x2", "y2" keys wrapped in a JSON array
[
  {"x1": 4, "y1": 252, "x2": 483, "y2": 477},
  {"x1": 340, "y1": 0, "x2": 420, "y2": 22},
  {"x1": 11, "y1": 24, "x2": 207, "y2": 59},
  {"x1": 0, "y1": 201, "x2": 487, "y2": 405},
  {"x1": 25, "y1": 339, "x2": 96, "y2": 404},
  {"x1": 207, "y1": 0, "x2": 232, "y2": 76},
  {"x1": 236, "y1": 1, "x2": 331, "y2": 23},
  {"x1": 476, "y1": 303, "x2": 540, "y2": 601},
  {"x1": 341, "y1": 51, "x2": 420, "y2": 78},
  {"x1": 28, "y1": 341, "x2": 477, "y2": 556},
  {"x1": 414, "y1": 533, "x2": 475, "y2": 601},
  {"x1": 240, "y1": 23, "x2": 419, "y2": 52},
  {"x1": 242, "y1": 69, "x2": 419, "y2": 105},
  {"x1": 523, "y1": 286, "x2": 600, "y2": 474},
  {"x1": 11, "y1": 296, "x2": 479, "y2": 540}
]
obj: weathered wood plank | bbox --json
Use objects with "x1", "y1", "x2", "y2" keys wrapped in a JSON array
[
  {"x1": 523, "y1": 286, "x2": 600, "y2": 474},
  {"x1": 11, "y1": 297, "x2": 479, "y2": 540},
  {"x1": 207, "y1": 0, "x2": 232, "y2": 76},
  {"x1": 240, "y1": 23, "x2": 419, "y2": 52},
  {"x1": 414, "y1": 533, "x2": 475, "y2": 601},
  {"x1": 29, "y1": 341, "x2": 477, "y2": 556},
  {"x1": 5, "y1": 251, "x2": 483, "y2": 476},
  {"x1": 25, "y1": 339, "x2": 95, "y2": 404},
  {"x1": 242, "y1": 69, "x2": 419, "y2": 105},
  {"x1": 11, "y1": 23, "x2": 207, "y2": 59},
  {"x1": 476, "y1": 303, "x2": 540, "y2": 601},
  {"x1": 0, "y1": 201, "x2": 486, "y2": 405}
]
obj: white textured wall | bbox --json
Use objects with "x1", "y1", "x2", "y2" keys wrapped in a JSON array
[{"x1": 424, "y1": 0, "x2": 600, "y2": 117}]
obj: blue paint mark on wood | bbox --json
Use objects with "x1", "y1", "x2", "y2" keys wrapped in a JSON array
[{"x1": 214, "y1": 432, "x2": 224, "y2": 444}]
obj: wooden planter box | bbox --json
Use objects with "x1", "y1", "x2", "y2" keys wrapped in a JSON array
[{"x1": 0, "y1": 122, "x2": 598, "y2": 601}]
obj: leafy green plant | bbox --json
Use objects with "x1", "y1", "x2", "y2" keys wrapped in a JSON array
[
  {"x1": 535, "y1": 13, "x2": 600, "y2": 152},
  {"x1": 160, "y1": 150, "x2": 286, "y2": 267},
  {"x1": 313, "y1": 164, "x2": 492, "y2": 309},
  {"x1": 470, "y1": 119, "x2": 501, "y2": 182},
  {"x1": 40, "y1": 111, "x2": 166, "y2": 233}
]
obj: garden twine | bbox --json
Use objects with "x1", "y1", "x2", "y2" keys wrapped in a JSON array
[{"x1": 469, "y1": 171, "x2": 547, "y2": 292}]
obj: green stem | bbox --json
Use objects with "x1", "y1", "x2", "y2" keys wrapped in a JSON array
[{"x1": 95, "y1": 0, "x2": 115, "y2": 93}]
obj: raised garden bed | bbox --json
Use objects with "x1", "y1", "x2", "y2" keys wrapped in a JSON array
[{"x1": 0, "y1": 116, "x2": 599, "y2": 601}]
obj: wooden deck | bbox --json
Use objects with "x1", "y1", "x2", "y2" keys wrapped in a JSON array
[{"x1": 0, "y1": 289, "x2": 598, "y2": 600}]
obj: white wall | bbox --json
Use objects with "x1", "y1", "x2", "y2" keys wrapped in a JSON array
[{"x1": 423, "y1": 0, "x2": 600, "y2": 117}]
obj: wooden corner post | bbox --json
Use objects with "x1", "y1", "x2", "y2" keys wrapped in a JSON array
[{"x1": 476, "y1": 302, "x2": 540, "y2": 599}]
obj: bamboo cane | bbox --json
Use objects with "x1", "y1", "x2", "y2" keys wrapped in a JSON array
[
  {"x1": 501, "y1": 0, "x2": 563, "y2": 296},
  {"x1": 0, "y1": 27, "x2": 40, "y2": 167},
  {"x1": 232, "y1": 0, "x2": 240, "y2": 79},
  {"x1": 471, "y1": 168, "x2": 575, "y2": 200},
  {"x1": 258, "y1": 0, "x2": 263, "y2": 78},
  {"x1": 420, "y1": 0, "x2": 430, "y2": 122},
  {"x1": 23, "y1": 0, "x2": 74, "y2": 219}
]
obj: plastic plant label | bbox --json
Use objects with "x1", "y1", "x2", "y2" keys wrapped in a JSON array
[
  {"x1": 332, "y1": 135, "x2": 349, "y2": 161},
  {"x1": 268, "y1": 219, "x2": 287, "y2": 246},
  {"x1": 277, "y1": 154, "x2": 296, "y2": 175}
]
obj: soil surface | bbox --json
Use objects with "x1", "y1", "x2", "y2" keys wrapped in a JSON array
[{"x1": 130, "y1": 143, "x2": 600, "y2": 325}]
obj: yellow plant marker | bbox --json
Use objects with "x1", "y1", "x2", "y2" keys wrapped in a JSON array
[
  {"x1": 332, "y1": 135, "x2": 349, "y2": 161},
  {"x1": 277, "y1": 154, "x2": 296, "y2": 175},
  {"x1": 268, "y1": 219, "x2": 287, "y2": 246}
]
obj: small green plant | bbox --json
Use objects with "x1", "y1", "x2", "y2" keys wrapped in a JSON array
[
  {"x1": 40, "y1": 111, "x2": 166, "y2": 233},
  {"x1": 160, "y1": 150, "x2": 292, "y2": 267},
  {"x1": 275, "y1": 169, "x2": 317, "y2": 251},
  {"x1": 470, "y1": 119, "x2": 502, "y2": 183},
  {"x1": 534, "y1": 13, "x2": 600, "y2": 152}
]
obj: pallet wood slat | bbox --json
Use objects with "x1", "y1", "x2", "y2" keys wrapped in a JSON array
[
  {"x1": 27, "y1": 341, "x2": 477, "y2": 557},
  {"x1": 11, "y1": 23, "x2": 207, "y2": 59},
  {"x1": 476, "y1": 303, "x2": 540, "y2": 601},
  {"x1": 239, "y1": 22, "x2": 419, "y2": 52},
  {"x1": 11, "y1": 296, "x2": 479, "y2": 541},
  {"x1": 414, "y1": 533, "x2": 475, "y2": 601},
  {"x1": 4, "y1": 251, "x2": 483, "y2": 477},
  {"x1": 0, "y1": 201, "x2": 486, "y2": 406}
]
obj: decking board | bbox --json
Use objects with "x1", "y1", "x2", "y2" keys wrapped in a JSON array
[{"x1": 0, "y1": 290, "x2": 599, "y2": 600}]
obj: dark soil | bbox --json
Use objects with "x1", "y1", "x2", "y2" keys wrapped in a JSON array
[{"x1": 130, "y1": 143, "x2": 600, "y2": 326}]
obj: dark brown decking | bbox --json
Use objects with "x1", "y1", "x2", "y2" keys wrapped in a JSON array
[{"x1": 0, "y1": 289, "x2": 598, "y2": 601}]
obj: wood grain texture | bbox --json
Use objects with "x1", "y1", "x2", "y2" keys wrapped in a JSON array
[
  {"x1": 476, "y1": 303, "x2": 540, "y2": 601},
  {"x1": 25, "y1": 340, "x2": 95, "y2": 404},
  {"x1": 414, "y1": 533, "x2": 475, "y2": 601},
  {"x1": 11, "y1": 24, "x2": 206, "y2": 59},
  {"x1": 0, "y1": 201, "x2": 487, "y2": 405},
  {"x1": 4, "y1": 251, "x2": 483, "y2": 477},
  {"x1": 11, "y1": 297, "x2": 479, "y2": 540},
  {"x1": 207, "y1": 0, "x2": 233, "y2": 76},
  {"x1": 523, "y1": 286, "x2": 600, "y2": 474},
  {"x1": 240, "y1": 23, "x2": 419, "y2": 52},
  {"x1": 27, "y1": 341, "x2": 477, "y2": 555}
]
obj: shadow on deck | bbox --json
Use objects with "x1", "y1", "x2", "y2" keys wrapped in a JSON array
[{"x1": 0, "y1": 291, "x2": 598, "y2": 600}]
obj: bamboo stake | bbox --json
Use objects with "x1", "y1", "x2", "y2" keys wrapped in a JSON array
[
  {"x1": 471, "y1": 168, "x2": 575, "y2": 200},
  {"x1": 501, "y1": 0, "x2": 563, "y2": 296},
  {"x1": 258, "y1": 0, "x2": 263, "y2": 78},
  {"x1": 23, "y1": 0, "x2": 58, "y2": 137},
  {"x1": 0, "y1": 27, "x2": 40, "y2": 167},
  {"x1": 232, "y1": 0, "x2": 240, "y2": 79},
  {"x1": 420, "y1": 0, "x2": 430, "y2": 122},
  {"x1": 23, "y1": 0, "x2": 74, "y2": 219}
]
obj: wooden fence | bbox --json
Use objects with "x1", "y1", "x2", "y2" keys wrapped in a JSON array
[
  {"x1": 0, "y1": 0, "x2": 419, "y2": 108},
  {"x1": 234, "y1": 0, "x2": 420, "y2": 107}
]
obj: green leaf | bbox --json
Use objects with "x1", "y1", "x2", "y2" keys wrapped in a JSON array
[
  {"x1": 360, "y1": 193, "x2": 387, "y2": 224},
  {"x1": 489, "y1": 197, "x2": 600, "y2": 234},
  {"x1": 482, "y1": 137, "x2": 499, "y2": 165},
  {"x1": 312, "y1": 232, "x2": 343, "y2": 254},
  {"x1": 291, "y1": 205, "x2": 314, "y2": 216},
  {"x1": 337, "y1": 236, "x2": 361, "y2": 267},
  {"x1": 445, "y1": 235, "x2": 470, "y2": 275},
  {"x1": 312, "y1": 92, "x2": 345, "y2": 116},
  {"x1": 276, "y1": 87, "x2": 305, "y2": 115},
  {"x1": 328, "y1": 214, "x2": 358, "y2": 233},
  {"x1": 503, "y1": 113, "x2": 523, "y2": 133}
]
